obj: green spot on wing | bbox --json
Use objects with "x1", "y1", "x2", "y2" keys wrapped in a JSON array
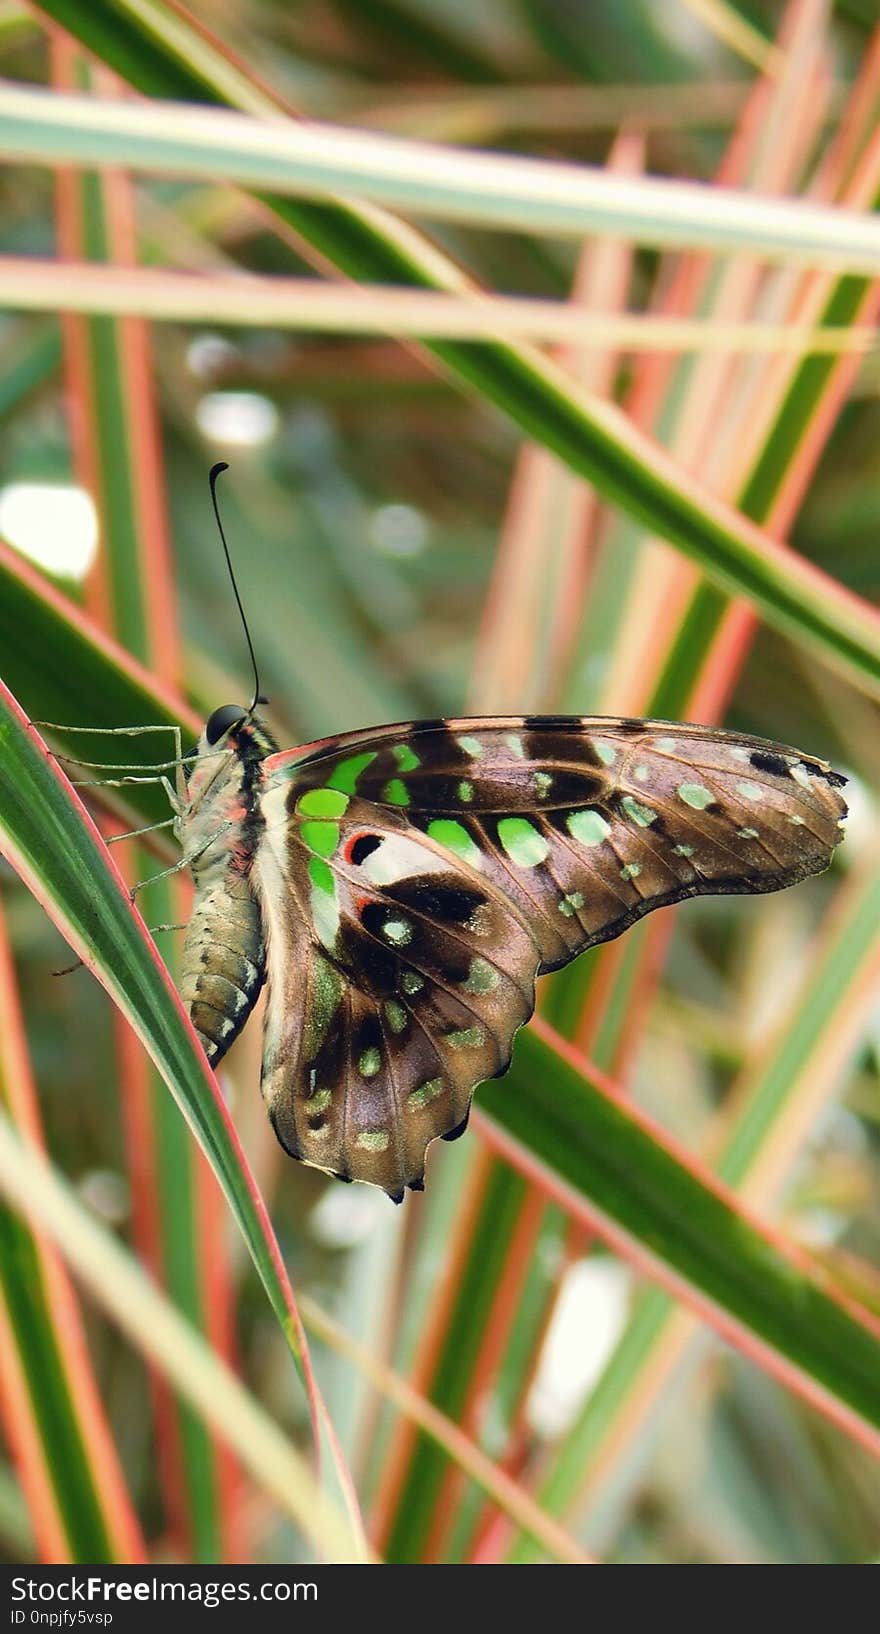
[
  {"x1": 427, "y1": 818, "x2": 482, "y2": 867},
  {"x1": 594, "y1": 741, "x2": 616, "y2": 765},
  {"x1": 393, "y1": 744, "x2": 421, "y2": 772},
  {"x1": 457, "y1": 779, "x2": 474, "y2": 803},
  {"x1": 462, "y1": 957, "x2": 499, "y2": 995},
  {"x1": 327, "y1": 752, "x2": 376, "y2": 794},
  {"x1": 384, "y1": 1000, "x2": 407, "y2": 1033},
  {"x1": 358, "y1": 1047, "x2": 381, "y2": 1078},
  {"x1": 567, "y1": 808, "x2": 610, "y2": 846},
  {"x1": 383, "y1": 917, "x2": 412, "y2": 945},
  {"x1": 678, "y1": 782, "x2": 714, "y2": 809},
  {"x1": 308, "y1": 858, "x2": 339, "y2": 949},
  {"x1": 497, "y1": 816, "x2": 549, "y2": 868},
  {"x1": 308, "y1": 857, "x2": 335, "y2": 896},
  {"x1": 456, "y1": 735, "x2": 483, "y2": 758},
  {"x1": 297, "y1": 787, "x2": 350, "y2": 818},
  {"x1": 300, "y1": 819, "x2": 340, "y2": 857},
  {"x1": 446, "y1": 1025, "x2": 485, "y2": 1049},
  {"x1": 408, "y1": 1077, "x2": 444, "y2": 1110},
  {"x1": 309, "y1": 1088, "x2": 332, "y2": 1114},
  {"x1": 356, "y1": 1129, "x2": 389, "y2": 1152},
  {"x1": 382, "y1": 778, "x2": 410, "y2": 806},
  {"x1": 621, "y1": 795, "x2": 658, "y2": 827},
  {"x1": 305, "y1": 957, "x2": 344, "y2": 1057}
]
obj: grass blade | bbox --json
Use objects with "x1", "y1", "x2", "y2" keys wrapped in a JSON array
[
  {"x1": 17, "y1": 10, "x2": 880, "y2": 699},
  {"x1": 4, "y1": 82, "x2": 880, "y2": 271},
  {"x1": 476, "y1": 1016, "x2": 880, "y2": 1456},
  {"x1": 0, "y1": 679, "x2": 367, "y2": 1560},
  {"x1": 0, "y1": 1115, "x2": 367, "y2": 1561}
]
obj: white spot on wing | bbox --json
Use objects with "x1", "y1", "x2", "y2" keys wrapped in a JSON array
[{"x1": 362, "y1": 834, "x2": 447, "y2": 887}]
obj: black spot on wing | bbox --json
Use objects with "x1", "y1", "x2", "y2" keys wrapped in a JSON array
[
  {"x1": 802, "y1": 761, "x2": 847, "y2": 790},
  {"x1": 532, "y1": 768, "x2": 606, "y2": 804},
  {"x1": 356, "y1": 1013, "x2": 383, "y2": 1054},
  {"x1": 399, "y1": 774, "x2": 469, "y2": 806},
  {"x1": 749, "y1": 750, "x2": 790, "y2": 777},
  {"x1": 523, "y1": 733, "x2": 605, "y2": 771},
  {"x1": 344, "y1": 912, "x2": 399, "y2": 991},
  {"x1": 350, "y1": 833, "x2": 382, "y2": 865},
  {"x1": 440, "y1": 959, "x2": 473, "y2": 985},
  {"x1": 523, "y1": 714, "x2": 576, "y2": 730},
  {"x1": 385, "y1": 879, "x2": 486, "y2": 924}
]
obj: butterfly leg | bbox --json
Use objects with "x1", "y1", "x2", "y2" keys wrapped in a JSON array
[
  {"x1": 70, "y1": 773, "x2": 182, "y2": 811},
  {"x1": 106, "y1": 817, "x2": 177, "y2": 845},
  {"x1": 39, "y1": 722, "x2": 193, "y2": 813},
  {"x1": 129, "y1": 820, "x2": 234, "y2": 899},
  {"x1": 51, "y1": 917, "x2": 188, "y2": 979},
  {"x1": 33, "y1": 721, "x2": 183, "y2": 743}
]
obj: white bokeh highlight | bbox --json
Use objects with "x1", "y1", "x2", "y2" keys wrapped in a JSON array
[
  {"x1": 0, "y1": 483, "x2": 99, "y2": 580},
  {"x1": 196, "y1": 391, "x2": 279, "y2": 446},
  {"x1": 526, "y1": 1258, "x2": 631, "y2": 1438}
]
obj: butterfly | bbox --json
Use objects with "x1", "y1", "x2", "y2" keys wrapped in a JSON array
[{"x1": 174, "y1": 704, "x2": 847, "y2": 1202}]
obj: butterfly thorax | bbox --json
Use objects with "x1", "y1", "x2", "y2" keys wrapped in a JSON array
[{"x1": 176, "y1": 717, "x2": 278, "y2": 1066}]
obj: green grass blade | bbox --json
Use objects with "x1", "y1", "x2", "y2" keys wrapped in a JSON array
[
  {"x1": 0, "y1": 908, "x2": 144, "y2": 1562},
  {"x1": 0, "y1": 1214, "x2": 126, "y2": 1560},
  {"x1": 57, "y1": 83, "x2": 222, "y2": 1556},
  {"x1": 5, "y1": 82, "x2": 880, "y2": 271},
  {"x1": 20, "y1": 7, "x2": 880, "y2": 700},
  {"x1": 508, "y1": 853, "x2": 880, "y2": 1556},
  {"x1": 0, "y1": 1114, "x2": 366, "y2": 1561},
  {"x1": 383, "y1": 1164, "x2": 529, "y2": 1561},
  {"x1": 0, "y1": 679, "x2": 366, "y2": 1559},
  {"x1": 477, "y1": 1016, "x2": 880, "y2": 1454}
]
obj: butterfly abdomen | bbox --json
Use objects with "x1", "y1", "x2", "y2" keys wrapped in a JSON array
[
  {"x1": 176, "y1": 719, "x2": 274, "y2": 1066},
  {"x1": 180, "y1": 870, "x2": 266, "y2": 1066}
]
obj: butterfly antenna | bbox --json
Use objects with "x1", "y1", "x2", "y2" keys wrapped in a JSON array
[{"x1": 208, "y1": 462, "x2": 267, "y2": 716}]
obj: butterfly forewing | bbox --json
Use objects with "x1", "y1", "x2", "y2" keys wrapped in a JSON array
[{"x1": 248, "y1": 715, "x2": 846, "y2": 1197}]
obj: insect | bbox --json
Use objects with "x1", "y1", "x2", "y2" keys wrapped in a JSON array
[{"x1": 160, "y1": 468, "x2": 848, "y2": 1202}]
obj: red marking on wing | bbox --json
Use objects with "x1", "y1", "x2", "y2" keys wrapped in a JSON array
[{"x1": 343, "y1": 831, "x2": 371, "y2": 865}]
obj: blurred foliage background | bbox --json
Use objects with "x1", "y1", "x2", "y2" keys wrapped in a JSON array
[{"x1": 0, "y1": 0, "x2": 879, "y2": 1566}]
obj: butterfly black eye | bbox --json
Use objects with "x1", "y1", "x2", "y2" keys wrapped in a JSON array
[{"x1": 205, "y1": 703, "x2": 246, "y2": 745}]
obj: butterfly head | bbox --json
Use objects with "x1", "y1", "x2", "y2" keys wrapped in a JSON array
[
  {"x1": 189, "y1": 698, "x2": 278, "y2": 771},
  {"x1": 205, "y1": 703, "x2": 248, "y2": 745}
]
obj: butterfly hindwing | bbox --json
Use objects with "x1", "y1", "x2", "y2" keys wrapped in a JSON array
[
  {"x1": 250, "y1": 716, "x2": 846, "y2": 1196},
  {"x1": 253, "y1": 793, "x2": 538, "y2": 1197}
]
